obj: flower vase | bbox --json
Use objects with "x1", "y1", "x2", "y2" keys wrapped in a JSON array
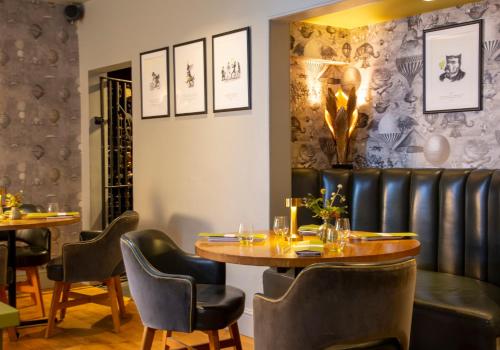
[{"x1": 318, "y1": 218, "x2": 333, "y2": 243}]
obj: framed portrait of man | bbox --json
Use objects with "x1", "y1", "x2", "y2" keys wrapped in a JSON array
[{"x1": 423, "y1": 20, "x2": 483, "y2": 113}]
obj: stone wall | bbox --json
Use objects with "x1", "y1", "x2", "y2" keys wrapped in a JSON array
[{"x1": 0, "y1": 0, "x2": 81, "y2": 255}]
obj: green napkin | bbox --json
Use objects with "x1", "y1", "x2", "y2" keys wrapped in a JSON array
[
  {"x1": 298, "y1": 224, "x2": 320, "y2": 231},
  {"x1": 198, "y1": 233, "x2": 268, "y2": 240},
  {"x1": 350, "y1": 232, "x2": 417, "y2": 240},
  {"x1": 293, "y1": 240, "x2": 324, "y2": 252}
]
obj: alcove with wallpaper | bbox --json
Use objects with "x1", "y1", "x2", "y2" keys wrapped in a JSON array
[{"x1": 288, "y1": 0, "x2": 500, "y2": 170}]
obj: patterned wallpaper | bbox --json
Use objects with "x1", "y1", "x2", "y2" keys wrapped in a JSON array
[
  {"x1": 291, "y1": 0, "x2": 500, "y2": 170},
  {"x1": 0, "y1": 0, "x2": 81, "y2": 255}
]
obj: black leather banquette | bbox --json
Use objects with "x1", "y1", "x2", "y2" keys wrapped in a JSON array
[{"x1": 272, "y1": 168, "x2": 500, "y2": 350}]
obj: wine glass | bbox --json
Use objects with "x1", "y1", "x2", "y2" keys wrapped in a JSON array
[
  {"x1": 335, "y1": 218, "x2": 351, "y2": 242},
  {"x1": 238, "y1": 223, "x2": 254, "y2": 245},
  {"x1": 47, "y1": 202, "x2": 59, "y2": 213}
]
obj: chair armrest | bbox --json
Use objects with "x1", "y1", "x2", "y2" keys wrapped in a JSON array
[
  {"x1": 79, "y1": 230, "x2": 102, "y2": 241},
  {"x1": 178, "y1": 253, "x2": 225, "y2": 285}
]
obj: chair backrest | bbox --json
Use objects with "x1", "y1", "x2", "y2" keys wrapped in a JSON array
[
  {"x1": 120, "y1": 229, "x2": 196, "y2": 332},
  {"x1": 293, "y1": 168, "x2": 500, "y2": 285},
  {"x1": 253, "y1": 259, "x2": 417, "y2": 350},
  {"x1": 17, "y1": 204, "x2": 50, "y2": 250},
  {"x1": 62, "y1": 210, "x2": 139, "y2": 282}
]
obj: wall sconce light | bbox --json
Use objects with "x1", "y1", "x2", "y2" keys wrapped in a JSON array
[
  {"x1": 303, "y1": 58, "x2": 348, "y2": 105},
  {"x1": 324, "y1": 87, "x2": 358, "y2": 165},
  {"x1": 285, "y1": 197, "x2": 303, "y2": 237}
]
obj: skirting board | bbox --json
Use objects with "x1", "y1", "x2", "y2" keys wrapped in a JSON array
[{"x1": 238, "y1": 307, "x2": 254, "y2": 338}]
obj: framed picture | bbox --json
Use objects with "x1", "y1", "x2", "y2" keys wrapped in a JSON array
[
  {"x1": 423, "y1": 20, "x2": 483, "y2": 114},
  {"x1": 140, "y1": 47, "x2": 170, "y2": 119},
  {"x1": 173, "y1": 38, "x2": 207, "y2": 116},
  {"x1": 212, "y1": 27, "x2": 252, "y2": 113}
]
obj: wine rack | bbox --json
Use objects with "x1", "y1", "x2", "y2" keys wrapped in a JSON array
[{"x1": 100, "y1": 77, "x2": 133, "y2": 226}]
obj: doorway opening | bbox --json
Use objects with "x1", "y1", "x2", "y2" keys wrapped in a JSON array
[{"x1": 88, "y1": 64, "x2": 132, "y2": 229}]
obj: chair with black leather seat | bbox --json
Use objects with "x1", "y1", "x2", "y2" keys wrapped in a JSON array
[
  {"x1": 45, "y1": 210, "x2": 139, "y2": 338},
  {"x1": 120, "y1": 229, "x2": 245, "y2": 350},
  {"x1": 0, "y1": 204, "x2": 51, "y2": 318},
  {"x1": 254, "y1": 258, "x2": 417, "y2": 350}
]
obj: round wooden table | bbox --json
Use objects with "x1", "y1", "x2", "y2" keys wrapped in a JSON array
[
  {"x1": 195, "y1": 231, "x2": 420, "y2": 268},
  {"x1": 0, "y1": 216, "x2": 80, "y2": 327}
]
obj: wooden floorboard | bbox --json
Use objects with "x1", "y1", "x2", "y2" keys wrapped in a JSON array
[{"x1": 4, "y1": 286, "x2": 254, "y2": 350}]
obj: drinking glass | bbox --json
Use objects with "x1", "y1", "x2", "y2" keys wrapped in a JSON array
[
  {"x1": 238, "y1": 223, "x2": 254, "y2": 245},
  {"x1": 335, "y1": 218, "x2": 351, "y2": 241},
  {"x1": 325, "y1": 227, "x2": 345, "y2": 252},
  {"x1": 273, "y1": 216, "x2": 289, "y2": 237},
  {"x1": 47, "y1": 202, "x2": 59, "y2": 213}
]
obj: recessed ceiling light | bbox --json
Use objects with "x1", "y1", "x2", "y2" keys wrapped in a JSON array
[{"x1": 423, "y1": 0, "x2": 435, "y2": 2}]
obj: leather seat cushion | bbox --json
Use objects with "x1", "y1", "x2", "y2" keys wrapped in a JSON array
[
  {"x1": 411, "y1": 270, "x2": 499, "y2": 349},
  {"x1": 195, "y1": 284, "x2": 245, "y2": 330},
  {"x1": 46, "y1": 256, "x2": 63, "y2": 281},
  {"x1": 15, "y1": 246, "x2": 50, "y2": 268}
]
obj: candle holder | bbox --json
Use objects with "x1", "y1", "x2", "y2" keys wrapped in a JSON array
[{"x1": 285, "y1": 198, "x2": 303, "y2": 237}]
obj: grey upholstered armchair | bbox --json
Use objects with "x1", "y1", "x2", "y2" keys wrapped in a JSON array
[
  {"x1": 254, "y1": 259, "x2": 417, "y2": 350},
  {"x1": 120, "y1": 229, "x2": 245, "y2": 350},
  {"x1": 45, "y1": 210, "x2": 139, "y2": 337}
]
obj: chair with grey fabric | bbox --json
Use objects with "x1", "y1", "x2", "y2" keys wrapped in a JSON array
[
  {"x1": 254, "y1": 258, "x2": 417, "y2": 350},
  {"x1": 120, "y1": 229, "x2": 245, "y2": 350},
  {"x1": 45, "y1": 210, "x2": 139, "y2": 338}
]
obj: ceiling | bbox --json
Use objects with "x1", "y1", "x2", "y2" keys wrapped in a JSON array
[{"x1": 304, "y1": 0, "x2": 478, "y2": 29}]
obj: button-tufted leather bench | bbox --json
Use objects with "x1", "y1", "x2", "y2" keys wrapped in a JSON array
[{"x1": 264, "y1": 168, "x2": 500, "y2": 350}]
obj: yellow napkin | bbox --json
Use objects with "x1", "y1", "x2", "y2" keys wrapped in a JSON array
[
  {"x1": 350, "y1": 232, "x2": 417, "y2": 240},
  {"x1": 293, "y1": 240, "x2": 324, "y2": 252},
  {"x1": 298, "y1": 224, "x2": 320, "y2": 231},
  {"x1": 24, "y1": 212, "x2": 80, "y2": 219},
  {"x1": 198, "y1": 232, "x2": 267, "y2": 240}
]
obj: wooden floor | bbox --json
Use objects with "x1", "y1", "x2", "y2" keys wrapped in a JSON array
[{"x1": 4, "y1": 286, "x2": 254, "y2": 350}]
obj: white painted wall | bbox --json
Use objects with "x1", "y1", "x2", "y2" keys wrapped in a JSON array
[{"x1": 77, "y1": 0, "x2": 341, "y2": 336}]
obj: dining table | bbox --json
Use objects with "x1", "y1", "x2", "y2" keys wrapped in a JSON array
[
  {"x1": 0, "y1": 216, "x2": 80, "y2": 328},
  {"x1": 195, "y1": 230, "x2": 421, "y2": 268}
]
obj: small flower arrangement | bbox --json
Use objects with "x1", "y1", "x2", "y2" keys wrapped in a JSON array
[
  {"x1": 1, "y1": 192, "x2": 23, "y2": 208},
  {"x1": 304, "y1": 184, "x2": 347, "y2": 221}
]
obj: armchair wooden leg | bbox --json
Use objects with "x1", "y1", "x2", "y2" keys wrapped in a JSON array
[
  {"x1": 206, "y1": 330, "x2": 220, "y2": 350},
  {"x1": 45, "y1": 281, "x2": 64, "y2": 338},
  {"x1": 28, "y1": 267, "x2": 46, "y2": 317},
  {"x1": 59, "y1": 283, "x2": 71, "y2": 321},
  {"x1": 229, "y1": 322, "x2": 242, "y2": 350},
  {"x1": 114, "y1": 276, "x2": 126, "y2": 318},
  {"x1": 141, "y1": 327, "x2": 156, "y2": 350},
  {"x1": 105, "y1": 278, "x2": 121, "y2": 333},
  {"x1": 162, "y1": 330, "x2": 172, "y2": 350}
]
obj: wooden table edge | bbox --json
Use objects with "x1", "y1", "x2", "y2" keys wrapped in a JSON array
[{"x1": 195, "y1": 238, "x2": 421, "y2": 268}]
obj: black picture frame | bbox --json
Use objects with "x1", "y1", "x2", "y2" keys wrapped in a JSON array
[
  {"x1": 212, "y1": 27, "x2": 252, "y2": 113},
  {"x1": 173, "y1": 38, "x2": 207, "y2": 116},
  {"x1": 140, "y1": 47, "x2": 170, "y2": 119},
  {"x1": 423, "y1": 20, "x2": 483, "y2": 114}
]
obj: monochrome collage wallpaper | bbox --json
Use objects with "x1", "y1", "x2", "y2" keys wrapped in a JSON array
[
  {"x1": 290, "y1": 0, "x2": 500, "y2": 170},
  {"x1": 0, "y1": 0, "x2": 81, "y2": 255}
]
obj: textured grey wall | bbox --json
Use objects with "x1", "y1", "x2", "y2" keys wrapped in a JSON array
[
  {"x1": 0, "y1": 0, "x2": 81, "y2": 255},
  {"x1": 291, "y1": 0, "x2": 500, "y2": 170}
]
